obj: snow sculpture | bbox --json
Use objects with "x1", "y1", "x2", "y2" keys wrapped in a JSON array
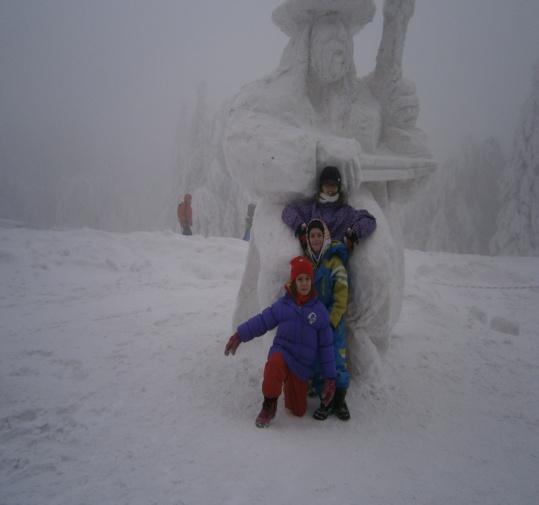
[{"x1": 223, "y1": 0, "x2": 436, "y2": 378}]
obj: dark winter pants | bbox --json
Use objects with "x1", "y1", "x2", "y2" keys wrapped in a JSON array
[
  {"x1": 312, "y1": 320, "x2": 349, "y2": 392},
  {"x1": 262, "y1": 352, "x2": 308, "y2": 417}
]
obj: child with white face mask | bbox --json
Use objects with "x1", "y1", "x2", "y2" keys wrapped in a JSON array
[{"x1": 281, "y1": 166, "x2": 376, "y2": 251}]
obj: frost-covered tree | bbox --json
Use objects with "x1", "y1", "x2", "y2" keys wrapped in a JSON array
[
  {"x1": 184, "y1": 82, "x2": 212, "y2": 193},
  {"x1": 191, "y1": 102, "x2": 254, "y2": 238},
  {"x1": 174, "y1": 84, "x2": 255, "y2": 238},
  {"x1": 169, "y1": 102, "x2": 191, "y2": 230},
  {"x1": 490, "y1": 58, "x2": 539, "y2": 256},
  {"x1": 401, "y1": 136, "x2": 504, "y2": 254},
  {"x1": 435, "y1": 137, "x2": 504, "y2": 255}
]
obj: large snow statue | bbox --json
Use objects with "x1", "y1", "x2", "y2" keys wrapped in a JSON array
[{"x1": 223, "y1": 0, "x2": 436, "y2": 379}]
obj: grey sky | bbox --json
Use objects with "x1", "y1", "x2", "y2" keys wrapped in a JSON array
[{"x1": 1, "y1": 0, "x2": 538, "y2": 190}]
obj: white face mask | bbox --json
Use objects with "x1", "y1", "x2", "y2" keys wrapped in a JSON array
[{"x1": 318, "y1": 192, "x2": 339, "y2": 203}]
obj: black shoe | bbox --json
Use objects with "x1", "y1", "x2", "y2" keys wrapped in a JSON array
[
  {"x1": 333, "y1": 400, "x2": 350, "y2": 421},
  {"x1": 313, "y1": 401, "x2": 332, "y2": 421},
  {"x1": 332, "y1": 389, "x2": 351, "y2": 421}
]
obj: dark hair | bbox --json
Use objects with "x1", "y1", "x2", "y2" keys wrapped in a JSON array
[{"x1": 307, "y1": 219, "x2": 324, "y2": 235}]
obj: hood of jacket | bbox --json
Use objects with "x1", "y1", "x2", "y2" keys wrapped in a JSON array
[{"x1": 305, "y1": 219, "x2": 331, "y2": 265}]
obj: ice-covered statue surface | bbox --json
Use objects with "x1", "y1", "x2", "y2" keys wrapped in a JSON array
[{"x1": 223, "y1": 0, "x2": 436, "y2": 379}]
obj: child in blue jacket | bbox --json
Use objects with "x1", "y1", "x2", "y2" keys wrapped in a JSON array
[
  {"x1": 306, "y1": 219, "x2": 351, "y2": 421},
  {"x1": 224, "y1": 256, "x2": 336, "y2": 428}
]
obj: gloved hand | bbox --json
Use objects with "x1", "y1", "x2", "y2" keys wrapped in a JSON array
[
  {"x1": 224, "y1": 332, "x2": 241, "y2": 356},
  {"x1": 344, "y1": 227, "x2": 358, "y2": 251},
  {"x1": 345, "y1": 227, "x2": 358, "y2": 243},
  {"x1": 295, "y1": 222, "x2": 307, "y2": 237},
  {"x1": 321, "y1": 378, "x2": 336, "y2": 407},
  {"x1": 295, "y1": 223, "x2": 307, "y2": 249}
]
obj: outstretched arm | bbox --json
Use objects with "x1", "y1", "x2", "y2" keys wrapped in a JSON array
[
  {"x1": 225, "y1": 302, "x2": 282, "y2": 356},
  {"x1": 236, "y1": 304, "x2": 280, "y2": 343}
]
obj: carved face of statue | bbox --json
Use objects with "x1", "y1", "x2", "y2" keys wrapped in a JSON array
[{"x1": 310, "y1": 16, "x2": 352, "y2": 84}]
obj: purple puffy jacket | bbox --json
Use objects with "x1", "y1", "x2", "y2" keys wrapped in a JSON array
[
  {"x1": 237, "y1": 293, "x2": 336, "y2": 382},
  {"x1": 282, "y1": 200, "x2": 376, "y2": 242}
]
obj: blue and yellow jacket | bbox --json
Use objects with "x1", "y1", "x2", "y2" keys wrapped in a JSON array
[{"x1": 311, "y1": 241, "x2": 349, "y2": 330}]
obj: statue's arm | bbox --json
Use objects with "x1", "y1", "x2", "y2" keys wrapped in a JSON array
[
  {"x1": 224, "y1": 106, "x2": 363, "y2": 200},
  {"x1": 223, "y1": 107, "x2": 318, "y2": 200}
]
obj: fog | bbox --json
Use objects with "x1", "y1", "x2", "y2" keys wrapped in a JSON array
[{"x1": 1, "y1": 0, "x2": 538, "y2": 230}]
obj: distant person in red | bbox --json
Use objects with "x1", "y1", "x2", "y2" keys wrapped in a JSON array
[{"x1": 177, "y1": 194, "x2": 193, "y2": 235}]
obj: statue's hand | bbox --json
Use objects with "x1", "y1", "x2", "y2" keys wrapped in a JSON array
[
  {"x1": 316, "y1": 136, "x2": 362, "y2": 191},
  {"x1": 386, "y1": 77, "x2": 420, "y2": 129}
]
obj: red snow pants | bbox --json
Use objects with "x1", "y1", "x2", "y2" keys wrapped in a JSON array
[{"x1": 262, "y1": 352, "x2": 308, "y2": 417}]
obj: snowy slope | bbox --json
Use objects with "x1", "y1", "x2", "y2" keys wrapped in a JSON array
[{"x1": 1, "y1": 228, "x2": 538, "y2": 505}]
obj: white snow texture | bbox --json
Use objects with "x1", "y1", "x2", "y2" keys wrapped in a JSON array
[{"x1": 1, "y1": 226, "x2": 538, "y2": 505}]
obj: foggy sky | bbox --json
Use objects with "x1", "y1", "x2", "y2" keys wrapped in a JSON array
[{"x1": 1, "y1": 0, "x2": 539, "y2": 216}]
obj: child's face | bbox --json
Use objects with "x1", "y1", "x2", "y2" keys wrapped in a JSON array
[
  {"x1": 321, "y1": 181, "x2": 339, "y2": 196},
  {"x1": 308, "y1": 228, "x2": 324, "y2": 254},
  {"x1": 295, "y1": 273, "x2": 312, "y2": 296}
]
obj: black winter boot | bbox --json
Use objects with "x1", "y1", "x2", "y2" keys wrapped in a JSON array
[
  {"x1": 332, "y1": 388, "x2": 350, "y2": 421},
  {"x1": 313, "y1": 397, "x2": 333, "y2": 420}
]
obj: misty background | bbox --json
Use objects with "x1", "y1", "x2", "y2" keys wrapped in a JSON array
[{"x1": 1, "y1": 0, "x2": 538, "y2": 253}]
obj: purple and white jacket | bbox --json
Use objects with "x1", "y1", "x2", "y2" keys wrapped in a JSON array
[{"x1": 237, "y1": 293, "x2": 336, "y2": 382}]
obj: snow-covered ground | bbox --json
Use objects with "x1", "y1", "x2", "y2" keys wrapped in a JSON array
[{"x1": 1, "y1": 227, "x2": 538, "y2": 505}]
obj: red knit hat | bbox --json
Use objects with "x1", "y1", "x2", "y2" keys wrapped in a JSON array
[{"x1": 289, "y1": 256, "x2": 314, "y2": 282}]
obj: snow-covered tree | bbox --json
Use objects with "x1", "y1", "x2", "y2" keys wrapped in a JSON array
[
  {"x1": 401, "y1": 136, "x2": 504, "y2": 254},
  {"x1": 171, "y1": 84, "x2": 256, "y2": 238},
  {"x1": 190, "y1": 102, "x2": 254, "y2": 238},
  {"x1": 183, "y1": 82, "x2": 212, "y2": 193},
  {"x1": 490, "y1": 58, "x2": 539, "y2": 256}
]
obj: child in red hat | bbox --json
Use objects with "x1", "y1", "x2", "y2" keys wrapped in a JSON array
[{"x1": 225, "y1": 256, "x2": 336, "y2": 428}]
